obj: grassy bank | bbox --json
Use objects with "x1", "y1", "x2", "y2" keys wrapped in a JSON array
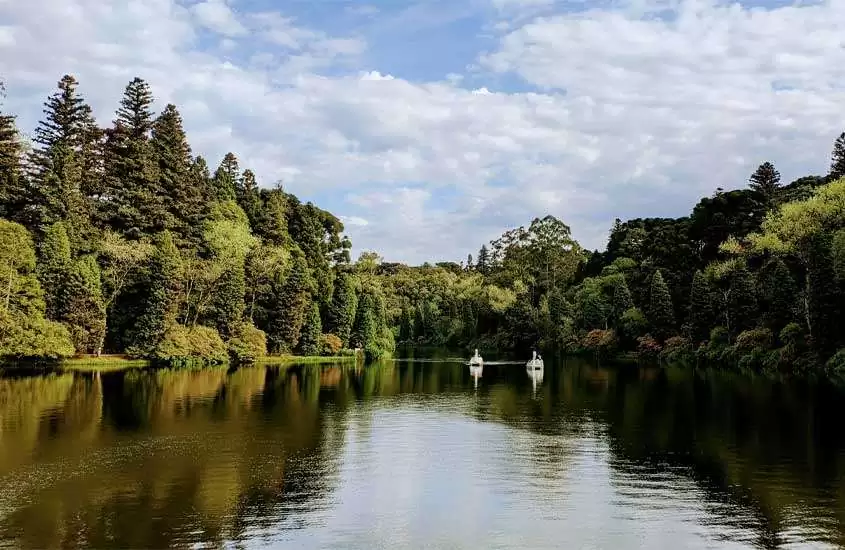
[
  {"x1": 255, "y1": 355, "x2": 357, "y2": 365},
  {"x1": 60, "y1": 355, "x2": 150, "y2": 372}
]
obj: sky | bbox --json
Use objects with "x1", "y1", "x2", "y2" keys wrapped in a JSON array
[{"x1": 1, "y1": 0, "x2": 843, "y2": 264}]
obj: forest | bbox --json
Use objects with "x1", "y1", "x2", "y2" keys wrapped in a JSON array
[{"x1": 2, "y1": 74, "x2": 845, "y2": 377}]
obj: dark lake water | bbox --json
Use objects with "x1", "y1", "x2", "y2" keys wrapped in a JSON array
[{"x1": 1, "y1": 357, "x2": 844, "y2": 549}]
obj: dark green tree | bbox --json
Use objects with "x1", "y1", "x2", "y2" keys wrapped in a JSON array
[
  {"x1": 688, "y1": 270, "x2": 716, "y2": 344},
  {"x1": 0, "y1": 81, "x2": 26, "y2": 223},
  {"x1": 649, "y1": 270, "x2": 675, "y2": 341},
  {"x1": 476, "y1": 245, "x2": 490, "y2": 275},
  {"x1": 253, "y1": 188, "x2": 290, "y2": 246},
  {"x1": 212, "y1": 152, "x2": 239, "y2": 202},
  {"x1": 214, "y1": 264, "x2": 246, "y2": 340},
  {"x1": 806, "y1": 233, "x2": 842, "y2": 357},
  {"x1": 297, "y1": 301, "x2": 322, "y2": 356},
  {"x1": 727, "y1": 266, "x2": 758, "y2": 336},
  {"x1": 37, "y1": 221, "x2": 72, "y2": 320},
  {"x1": 267, "y1": 253, "x2": 311, "y2": 353},
  {"x1": 611, "y1": 277, "x2": 633, "y2": 325},
  {"x1": 399, "y1": 304, "x2": 414, "y2": 343},
  {"x1": 326, "y1": 272, "x2": 357, "y2": 346},
  {"x1": 102, "y1": 77, "x2": 163, "y2": 234},
  {"x1": 125, "y1": 231, "x2": 181, "y2": 355},
  {"x1": 237, "y1": 169, "x2": 262, "y2": 225},
  {"x1": 758, "y1": 257, "x2": 797, "y2": 336},
  {"x1": 28, "y1": 75, "x2": 97, "y2": 246},
  {"x1": 748, "y1": 161, "x2": 781, "y2": 203},
  {"x1": 62, "y1": 255, "x2": 106, "y2": 354},
  {"x1": 151, "y1": 104, "x2": 206, "y2": 245},
  {"x1": 830, "y1": 132, "x2": 845, "y2": 181}
]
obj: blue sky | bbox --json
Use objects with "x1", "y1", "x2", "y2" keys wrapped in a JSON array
[{"x1": 0, "y1": 0, "x2": 841, "y2": 263}]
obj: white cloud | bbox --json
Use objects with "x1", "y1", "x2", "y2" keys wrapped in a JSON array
[
  {"x1": 192, "y1": 0, "x2": 247, "y2": 37},
  {"x1": 1, "y1": 0, "x2": 844, "y2": 264}
]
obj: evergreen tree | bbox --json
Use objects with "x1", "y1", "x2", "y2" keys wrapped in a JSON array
[
  {"x1": 727, "y1": 266, "x2": 758, "y2": 336},
  {"x1": 214, "y1": 264, "x2": 246, "y2": 340},
  {"x1": 466, "y1": 254, "x2": 474, "y2": 271},
  {"x1": 102, "y1": 77, "x2": 163, "y2": 234},
  {"x1": 806, "y1": 233, "x2": 842, "y2": 357},
  {"x1": 477, "y1": 245, "x2": 490, "y2": 275},
  {"x1": 237, "y1": 169, "x2": 262, "y2": 226},
  {"x1": 351, "y1": 289, "x2": 377, "y2": 350},
  {"x1": 267, "y1": 254, "x2": 310, "y2": 353},
  {"x1": 611, "y1": 277, "x2": 633, "y2": 325},
  {"x1": 830, "y1": 132, "x2": 845, "y2": 181},
  {"x1": 63, "y1": 255, "x2": 106, "y2": 353},
  {"x1": 688, "y1": 270, "x2": 716, "y2": 344},
  {"x1": 28, "y1": 75, "x2": 97, "y2": 246},
  {"x1": 758, "y1": 257, "x2": 797, "y2": 336},
  {"x1": 253, "y1": 188, "x2": 289, "y2": 246},
  {"x1": 326, "y1": 272, "x2": 356, "y2": 345},
  {"x1": 37, "y1": 222, "x2": 72, "y2": 320},
  {"x1": 212, "y1": 152, "x2": 239, "y2": 201},
  {"x1": 749, "y1": 161, "x2": 781, "y2": 203},
  {"x1": 125, "y1": 231, "x2": 181, "y2": 354},
  {"x1": 151, "y1": 104, "x2": 205, "y2": 244},
  {"x1": 297, "y1": 301, "x2": 322, "y2": 356},
  {"x1": 649, "y1": 270, "x2": 675, "y2": 341},
  {"x1": 0, "y1": 81, "x2": 26, "y2": 223}
]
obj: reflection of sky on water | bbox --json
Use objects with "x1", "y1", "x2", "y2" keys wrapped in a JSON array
[{"x1": 1, "y1": 361, "x2": 844, "y2": 549}]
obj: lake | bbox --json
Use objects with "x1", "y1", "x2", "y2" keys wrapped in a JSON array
[{"x1": 1, "y1": 357, "x2": 844, "y2": 549}]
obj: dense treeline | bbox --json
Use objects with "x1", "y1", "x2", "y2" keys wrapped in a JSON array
[
  {"x1": 0, "y1": 75, "x2": 394, "y2": 364},
  {"x1": 370, "y1": 149, "x2": 845, "y2": 379}
]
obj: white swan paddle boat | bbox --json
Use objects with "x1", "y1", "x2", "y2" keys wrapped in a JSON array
[
  {"x1": 526, "y1": 351, "x2": 544, "y2": 370},
  {"x1": 468, "y1": 349, "x2": 484, "y2": 366}
]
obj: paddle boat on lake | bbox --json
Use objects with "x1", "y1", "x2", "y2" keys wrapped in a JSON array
[
  {"x1": 526, "y1": 351, "x2": 544, "y2": 370},
  {"x1": 468, "y1": 349, "x2": 484, "y2": 366}
]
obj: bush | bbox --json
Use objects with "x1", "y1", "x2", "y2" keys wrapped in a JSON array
[
  {"x1": 636, "y1": 334, "x2": 662, "y2": 360},
  {"x1": 0, "y1": 310, "x2": 75, "y2": 360},
  {"x1": 320, "y1": 333, "x2": 343, "y2": 356},
  {"x1": 153, "y1": 325, "x2": 228, "y2": 366},
  {"x1": 228, "y1": 323, "x2": 267, "y2": 364},
  {"x1": 620, "y1": 307, "x2": 648, "y2": 343},
  {"x1": 582, "y1": 329, "x2": 617, "y2": 357},
  {"x1": 825, "y1": 349, "x2": 845, "y2": 383},
  {"x1": 735, "y1": 328, "x2": 774, "y2": 352},
  {"x1": 661, "y1": 336, "x2": 693, "y2": 365}
]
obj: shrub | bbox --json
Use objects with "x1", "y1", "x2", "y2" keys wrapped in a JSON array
[
  {"x1": 582, "y1": 329, "x2": 617, "y2": 357},
  {"x1": 320, "y1": 333, "x2": 343, "y2": 356},
  {"x1": 661, "y1": 336, "x2": 693, "y2": 365},
  {"x1": 636, "y1": 334, "x2": 662, "y2": 360},
  {"x1": 0, "y1": 310, "x2": 75, "y2": 360},
  {"x1": 735, "y1": 328, "x2": 774, "y2": 352},
  {"x1": 154, "y1": 325, "x2": 228, "y2": 367},
  {"x1": 825, "y1": 349, "x2": 845, "y2": 384},
  {"x1": 228, "y1": 323, "x2": 267, "y2": 364}
]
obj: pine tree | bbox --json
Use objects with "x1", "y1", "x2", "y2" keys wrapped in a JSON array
[
  {"x1": 477, "y1": 245, "x2": 490, "y2": 275},
  {"x1": 830, "y1": 132, "x2": 845, "y2": 181},
  {"x1": 297, "y1": 301, "x2": 322, "y2": 356},
  {"x1": 237, "y1": 169, "x2": 261, "y2": 226},
  {"x1": 326, "y1": 272, "x2": 357, "y2": 345},
  {"x1": 649, "y1": 270, "x2": 675, "y2": 341},
  {"x1": 727, "y1": 267, "x2": 758, "y2": 336},
  {"x1": 62, "y1": 255, "x2": 106, "y2": 354},
  {"x1": 267, "y1": 254, "x2": 310, "y2": 353},
  {"x1": 466, "y1": 254, "x2": 474, "y2": 271},
  {"x1": 253, "y1": 188, "x2": 289, "y2": 246},
  {"x1": 151, "y1": 104, "x2": 204, "y2": 244},
  {"x1": 37, "y1": 222, "x2": 72, "y2": 320},
  {"x1": 759, "y1": 258, "x2": 797, "y2": 336},
  {"x1": 351, "y1": 289, "x2": 377, "y2": 350},
  {"x1": 214, "y1": 264, "x2": 246, "y2": 340},
  {"x1": 28, "y1": 75, "x2": 97, "y2": 246},
  {"x1": 749, "y1": 161, "x2": 781, "y2": 203},
  {"x1": 125, "y1": 231, "x2": 181, "y2": 354},
  {"x1": 212, "y1": 152, "x2": 239, "y2": 201},
  {"x1": 611, "y1": 277, "x2": 633, "y2": 325},
  {"x1": 806, "y1": 233, "x2": 842, "y2": 357},
  {"x1": 102, "y1": 77, "x2": 163, "y2": 234},
  {"x1": 688, "y1": 270, "x2": 715, "y2": 344},
  {"x1": 0, "y1": 81, "x2": 26, "y2": 223}
]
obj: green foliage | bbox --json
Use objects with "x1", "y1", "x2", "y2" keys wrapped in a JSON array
[
  {"x1": 758, "y1": 258, "x2": 797, "y2": 335},
  {"x1": 734, "y1": 328, "x2": 774, "y2": 352},
  {"x1": 727, "y1": 267, "x2": 758, "y2": 336},
  {"x1": 37, "y1": 222, "x2": 72, "y2": 319},
  {"x1": 660, "y1": 336, "x2": 693, "y2": 365},
  {"x1": 320, "y1": 333, "x2": 343, "y2": 356},
  {"x1": 636, "y1": 334, "x2": 662, "y2": 360},
  {"x1": 748, "y1": 161, "x2": 781, "y2": 203},
  {"x1": 0, "y1": 310, "x2": 75, "y2": 359},
  {"x1": 327, "y1": 272, "x2": 357, "y2": 346},
  {"x1": 582, "y1": 329, "x2": 617, "y2": 358},
  {"x1": 688, "y1": 270, "x2": 716, "y2": 344},
  {"x1": 227, "y1": 322, "x2": 267, "y2": 364},
  {"x1": 297, "y1": 301, "x2": 322, "y2": 356},
  {"x1": 806, "y1": 232, "x2": 842, "y2": 357},
  {"x1": 648, "y1": 270, "x2": 675, "y2": 341},
  {"x1": 619, "y1": 307, "x2": 648, "y2": 345},
  {"x1": 267, "y1": 253, "x2": 311, "y2": 353},
  {"x1": 153, "y1": 324, "x2": 228, "y2": 366},
  {"x1": 62, "y1": 255, "x2": 106, "y2": 354}
]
